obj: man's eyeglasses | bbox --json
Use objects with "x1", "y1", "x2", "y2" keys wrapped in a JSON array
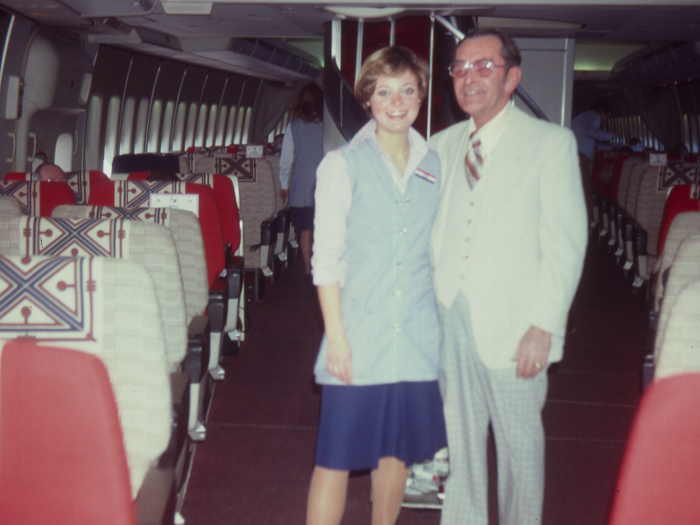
[{"x1": 448, "y1": 60, "x2": 507, "y2": 79}]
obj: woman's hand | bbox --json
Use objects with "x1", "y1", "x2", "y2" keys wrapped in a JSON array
[{"x1": 327, "y1": 336, "x2": 353, "y2": 384}]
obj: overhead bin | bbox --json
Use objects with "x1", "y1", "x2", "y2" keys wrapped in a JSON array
[{"x1": 612, "y1": 42, "x2": 700, "y2": 85}]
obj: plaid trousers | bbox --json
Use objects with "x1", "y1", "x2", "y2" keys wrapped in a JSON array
[{"x1": 439, "y1": 292, "x2": 549, "y2": 525}]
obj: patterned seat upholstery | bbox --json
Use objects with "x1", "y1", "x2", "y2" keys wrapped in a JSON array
[
  {"x1": 120, "y1": 174, "x2": 246, "y2": 339},
  {"x1": 0, "y1": 195, "x2": 22, "y2": 217},
  {"x1": 657, "y1": 184, "x2": 700, "y2": 256},
  {"x1": 0, "y1": 255, "x2": 171, "y2": 497},
  {"x1": 0, "y1": 342, "x2": 137, "y2": 525},
  {"x1": 127, "y1": 171, "x2": 241, "y2": 256},
  {"x1": 608, "y1": 372, "x2": 700, "y2": 525},
  {"x1": 53, "y1": 205, "x2": 208, "y2": 323},
  {"x1": 0, "y1": 180, "x2": 76, "y2": 216},
  {"x1": 5, "y1": 170, "x2": 111, "y2": 205},
  {"x1": 0, "y1": 216, "x2": 187, "y2": 371},
  {"x1": 87, "y1": 180, "x2": 225, "y2": 287},
  {"x1": 655, "y1": 282, "x2": 700, "y2": 380},
  {"x1": 653, "y1": 234, "x2": 700, "y2": 367},
  {"x1": 615, "y1": 157, "x2": 644, "y2": 209},
  {"x1": 653, "y1": 211, "x2": 700, "y2": 313}
]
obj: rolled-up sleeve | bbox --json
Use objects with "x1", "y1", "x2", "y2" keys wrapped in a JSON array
[{"x1": 312, "y1": 150, "x2": 352, "y2": 287}]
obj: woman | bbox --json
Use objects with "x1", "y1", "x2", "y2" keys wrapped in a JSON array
[
  {"x1": 307, "y1": 46, "x2": 447, "y2": 525},
  {"x1": 278, "y1": 83, "x2": 324, "y2": 281}
]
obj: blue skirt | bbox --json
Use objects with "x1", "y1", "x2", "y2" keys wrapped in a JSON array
[{"x1": 314, "y1": 381, "x2": 447, "y2": 471}]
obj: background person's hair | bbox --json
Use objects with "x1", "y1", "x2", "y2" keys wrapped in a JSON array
[
  {"x1": 31, "y1": 162, "x2": 59, "y2": 181},
  {"x1": 590, "y1": 99, "x2": 613, "y2": 116},
  {"x1": 354, "y1": 46, "x2": 430, "y2": 114},
  {"x1": 457, "y1": 29, "x2": 522, "y2": 70},
  {"x1": 290, "y1": 83, "x2": 324, "y2": 123}
]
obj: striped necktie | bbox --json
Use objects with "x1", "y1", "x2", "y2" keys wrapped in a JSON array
[{"x1": 464, "y1": 130, "x2": 482, "y2": 189}]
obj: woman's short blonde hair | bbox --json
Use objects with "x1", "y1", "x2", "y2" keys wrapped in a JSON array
[{"x1": 354, "y1": 46, "x2": 429, "y2": 113}]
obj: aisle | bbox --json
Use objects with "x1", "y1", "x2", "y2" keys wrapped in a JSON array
[{"x1": 181, "y1": 243, "x2": 646, "y2": 525}]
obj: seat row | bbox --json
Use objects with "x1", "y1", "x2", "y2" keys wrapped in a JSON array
[
  {"x1": 112, "y1": 145, "x2": 295, "y2": 300},
  {"x1": 594, "y1": 151, "x2": 700, "y2": 525},
  {"x1": 591, "y1": 149, "x2": 700, "y2": 294},
  {"x1": 0, "y1": 174, "x2": 244, "y2": 523}
]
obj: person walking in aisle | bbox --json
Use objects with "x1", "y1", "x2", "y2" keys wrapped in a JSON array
[{"x1": 279, "y1": 82, "x2": 324, "y2": 282}]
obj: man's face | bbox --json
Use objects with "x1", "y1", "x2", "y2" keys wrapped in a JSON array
[{"x1": 452, "y1": 35, "x2": 521, "y2": 129}]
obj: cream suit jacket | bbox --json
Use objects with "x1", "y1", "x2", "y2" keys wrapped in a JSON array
[{"x1": 430, "y1": 105, "x2": 588, "y2": 369}]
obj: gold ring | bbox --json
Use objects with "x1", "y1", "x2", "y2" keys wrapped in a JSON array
[{"x1": 535, "y1": 362, "x2": 542, "y2": 369}]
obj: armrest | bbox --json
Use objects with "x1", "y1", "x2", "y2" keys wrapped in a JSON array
[
  {"x1": 135, "y1": 467, "x2": 176, "y2": 525},
  {"x1": 208, "y1": 280, "x2": 227, "y2": 333},
  {"x1": 185, "y1": 315, "x2": 210, "y2": 384},
  {"x1": 226, "y1": 256, "x2": 244, "y2": 299},
  {"x1": 635, "y1": 229, "x2": 650, "y2": 282}
]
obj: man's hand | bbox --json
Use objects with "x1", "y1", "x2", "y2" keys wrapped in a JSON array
[
  {"x1": 280, "y1": 189, "x2": 289, "y2": 204},
  {"x1": 512, "y1": 326, "x2": 551, "y2": 378},
  {"x1": 327, "y1": 336, "x2": 353, "y2": 384}
]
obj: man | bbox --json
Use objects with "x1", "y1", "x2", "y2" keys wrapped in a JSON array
[
  {"x1": 570, "y1": 99, "x2": 619, "y2": 218},
  {"x1": 32, "y1": 163, "x2": 67, "y2": 183},
  {"x1": 429, "y1": 30, "x2": 587, "y2": 525}
]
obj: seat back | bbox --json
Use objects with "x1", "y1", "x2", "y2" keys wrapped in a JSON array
[
  {"x1": 624, "y1": 160, "x2": 649, "y2": 215},
  {"x1": 112, "y1": 153, "x2": 180, "y2": 174},
  {"x1": 53, "y1": 205, "x2": 208, "y2": 321},
  {"x1": 87, "y1": 180, "x2": 225, "y2": 287},
  {"x1": 0, "y1": 255, "x2": 171, "y2": 497},
  {"x1": 608, "y1": 372, "x2": 700, "y2": 525},
  {"x1": 654, "y1": 211, "x2": 700, "y2": 311},
  {"x1": 232, "y1": 155, "x2": 277, "y2": 269},
  {"x1": 655, "y1": 281, "x2": 700, "y2": 380},
  {"x1": 632, "y1": 166, "x2": 671, "y2": 256},
  {"x1": 0, "y1": 216, "x2": 187, "y2": 370},
  {"x1": 654, "y1": 234, "x2": 700, "y2": 363},
  {"x1": 0, "y1": 341, "x2": 136, "y2": 525},
  {"x1": 616, "y1": 157, "x2": 644, "y2": 208},
  {"x1": 127, "y1": 171, "x2": 241, "y2": 254},
  {"x1": 0, "y1": 180, "x2": 76, "y2": 216},
  {"x1": 657, "y1": 185, "x2": 699, "y2": 255},
  {"x1": 65, "y1": 170, "x2": 111, "y2": 204}
]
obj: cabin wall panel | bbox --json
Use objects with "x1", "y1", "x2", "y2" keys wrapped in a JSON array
[{"x1": 514, "y1": 38, "x2": 574, "y2": 127}]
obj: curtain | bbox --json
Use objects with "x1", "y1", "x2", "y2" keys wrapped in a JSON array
[{"x1": 248, "y1": 80, "x2": 305, "y2": 144}]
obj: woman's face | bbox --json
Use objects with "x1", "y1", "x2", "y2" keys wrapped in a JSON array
[{"x1": 369, "y1": 69, "x2": 421, "y2": 136}]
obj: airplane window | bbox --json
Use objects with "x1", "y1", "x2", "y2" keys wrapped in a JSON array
[
  {"x1": 85, "y1": 94, "x2": 102, "y2": 173},
  {"x1": 232, "y1": 107, "x2": 245, "y2": 145},
  {"x1": 206, "y1": 104, "x2": 218, "y2": 146},
  {"x1": 216, "y1": 105, "x2": 228, "y2": 146},
  {"x1": 682, "y1": 115, "x2": 691, "y2": 153},
  {"x1": 225, "y1": 106, "x2": 237, "y2": 145},
  {"x1": 241, "y1": 107, "x2": 252, "y2": 144},
  {"x1": 148, "y1": 99, "x2": 163, "y2": 152},
  {"x1": 195, "y1": 103, "x2": 208, "y2": 147},
  {"x1": 120, "y1": 97, "x2": 135, "y2": 155},
  {"x1": 104, "y1": 95, "x2": 121, "y2": 176},
  {"x1": 161, "y1": 101, "x2": 175, "y2": 153},
  {"x1": 134, "y1": 97, "x2": 149, "y2": 154},
  {"x1": 172, "y1": 101, "x2": 188, "y2": 152},
  {"x1": 185, "y1": 101, "x2": 199, "y2": 149}
]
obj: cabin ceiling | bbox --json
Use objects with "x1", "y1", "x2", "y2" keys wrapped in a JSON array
[{"x1": 2, "y1": 0, "x2": 700, "y2": 81}]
